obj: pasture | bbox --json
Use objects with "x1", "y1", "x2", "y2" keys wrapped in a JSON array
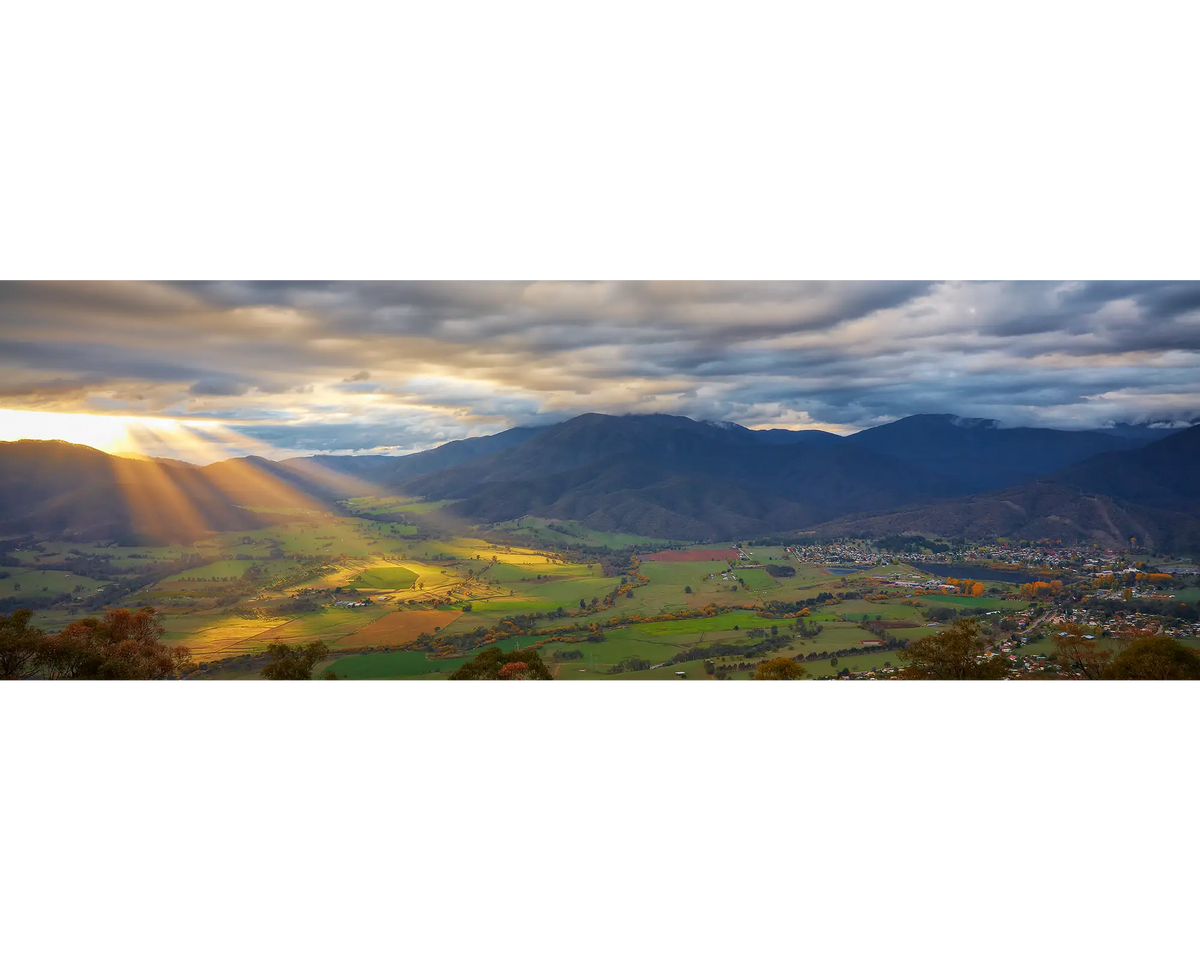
[
  {"x1": 834, "y1": 599, "x2": 926, "y2": 622},
  {"x1": 336, "y1": 609, "x2": 462, "y2": 648},
  {"x1": 0, "y1": 567, "x2": 113, "y2": 598},
  {"x1": 162, "y1": 613, "x2": 292, "y2": 659},
  {"x1": 252, "y1": 607, "x2": 390, "y2": 646},
  {"x1": 732, "y1": 568, "x2": 779, "y2": 591},
  {"x1": 638, "y1": 547, "x2": 739, "y2": 562},
  {"x1": 347, "y1": 564, "x2": 418, "y2": 590},
  {"x1": 490, "y1": 517, "x2": 671, "y2": 550},
  {"x1": 928, "y1": 595, "x2": 1028, "y2": 611},
  {"x1": 462, "y1": 576, "x2": 624, "y2": 615}
]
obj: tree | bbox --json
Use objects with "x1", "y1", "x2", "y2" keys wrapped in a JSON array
[
  {"x1": 261, "y1": 640, "x2": 329, "y2": 680},
  {"x1": 1105, "y1": 636, "x2": 1200, "y2": 680},
  {"x1": 38, "y1": 607, "x2": 192, "y2": 680},
  {"x1": 684, "y1": 585, "x2": 692, "y2": 594},
  {"x1": 0, "y1": 609, "x2": 44, "y2": 680},
  {"x1": 1052, "y1": 625, "x2": 1111, "y2": 680},
  {"x1": 896, "y1": 618, "x2": 1008, "y2": 680},
  {"x1": 754, "y1": 658, "x2": 808, "y2": 680},
  {"x1": 449, "y1": 646, "x2": 552, "y2": 680}
]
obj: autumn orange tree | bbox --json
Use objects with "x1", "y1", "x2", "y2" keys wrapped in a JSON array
[
  {"x1": 38, "y1": 607, "x2": 192, "y2": 680},
  {"x1": 754, "y1": 657, "x2": 808, "y2": 680},
  {"x1": 896, "y1": 618, "x2": 1008, "y2": 680},
  {"x1": 449, "y1": 646, "x2": 553, "y2": 680}
]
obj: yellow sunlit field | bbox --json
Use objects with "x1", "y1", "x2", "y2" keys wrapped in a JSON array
[{"x1": 1, "y1": 426, "x2": 1041, "y2": 679}]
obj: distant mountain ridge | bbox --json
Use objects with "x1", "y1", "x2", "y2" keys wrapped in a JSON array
[
  {"x1": 812, "y1": 424, "x2": 1200, "y2": 551},
  {"x1": 838, "y1": 413, "x2": 1149, "y2": 492},
  {"x1": 1, "y1": 413, "x2": 1195, "y2": 547}
]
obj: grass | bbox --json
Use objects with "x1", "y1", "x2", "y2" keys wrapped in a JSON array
[
  {"x1": 166, "y1": 558, "x2": 295, "y2": 581},
  {"x1": 325, "y1": 649, "x2": 470, "y2": 679},
  {"x1": 927, "y1": 595, "x2": 1029, "y2": 611},
  {"x1": 833, "y1": 599, "x2": 926, "y2": 622},
  {"x1": 610, "y1": 611, "x2": 786, "y2": 637},
  {"x1": 642, "y1": 560, "x2": 732, "y2": 583},
  {"x1": 346, "y1": 564, "x2": 418, "y2": 590},
  {"x1": 163, "y1": 614, "x2": 292, "y2": 658},
  {"x1": 0, "y1": 567, "x2": 113, "y2": 598},
  {"x1": 733, "y1": 568, "x2": 779, "y2": 591},
  {"x1": 250, "y1": 607, "x2": 390, "y2": 646},
  {"x1": 463, "y1": 576, "x2": 624, "y2": 614},
  {"x1": 490, "y1": 517, "x2": 674, "y2": 549},
  {"x1": 336, "y1": 609, "x2": 461, "y2": 648},
  {"x1": 562, "y1": 659, "x2": 712, "y2": 681}
]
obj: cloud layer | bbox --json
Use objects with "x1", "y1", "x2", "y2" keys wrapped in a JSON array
[{"x1": 2, "y1": 281, "x2": 1198, "y2": 459}]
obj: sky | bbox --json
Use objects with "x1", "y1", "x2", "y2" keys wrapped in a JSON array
[{"x1": 1, "y1": 280, "x2": 1198, "y2": 462}]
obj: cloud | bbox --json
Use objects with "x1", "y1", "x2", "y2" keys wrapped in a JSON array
[
  {"x1": 188, "y1": 378, "x2": 251, "y2": 397},
  {"x1": 2, "y1": 280, "x2": 1198, "y2": 458}
]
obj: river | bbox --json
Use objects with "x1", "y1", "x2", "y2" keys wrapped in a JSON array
[{"x1": 909, "y1": 563, "x2": 1042, "y2": 585}]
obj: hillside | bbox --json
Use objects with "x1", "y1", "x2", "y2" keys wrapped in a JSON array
[
  {"x1": 811, "y1": 425, "x2": 1200, "y2": 550},
  {"x1": 0, "y1": 440, "x2": 266, "y2": 543},
  {"x1": 1050, "y1": 423, "x2": 1200, "y2": 509},
  {"x1": 4, "y1": 415, "x2": 1190, "y2": 547},
  {"x1": 842, "y1": 414, "x2": 1147, "y2": 492},
  {"x1": 281, "y1": 425, "x2": 544, "y2": 486},
  {"x1": 402, "y1": 414, "x2": 964, "y2": 539}
]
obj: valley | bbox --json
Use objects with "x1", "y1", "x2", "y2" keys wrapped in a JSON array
[{"x1": 3, "y1": 411, "x2": 1198, "y2": 680}]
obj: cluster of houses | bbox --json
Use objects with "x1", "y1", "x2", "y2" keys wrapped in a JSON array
[
  {"x1": 784, "y1": 538, "x2": 1146, "y2": 580},
  {"x1": 1040, "y1": 607, "x2": 1198, "y2": 640},
  {"x1": 873, "y1": 576, "x2": 959, "y2": 592}
]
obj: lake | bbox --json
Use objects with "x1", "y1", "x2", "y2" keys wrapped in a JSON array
[{"x1": 910, "y1": 563, "x2": 1041, "y2": 585}]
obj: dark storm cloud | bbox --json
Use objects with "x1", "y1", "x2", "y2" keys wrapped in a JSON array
[{"x1": 2, "y1": 281, "x2": 1199, "y2": 457}]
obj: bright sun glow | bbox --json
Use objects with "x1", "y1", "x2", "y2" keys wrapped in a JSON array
[{"x1": 0, "y1": 409, "x2": 188, "y2": 454}]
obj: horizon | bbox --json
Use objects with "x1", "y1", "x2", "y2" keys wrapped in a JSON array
[
  {"x1": 2, "y1": 281, "x2": 1199, "y2": 463},
  {"x1": 1, "y1": 407, "x2": 1193, "y2": 466}
]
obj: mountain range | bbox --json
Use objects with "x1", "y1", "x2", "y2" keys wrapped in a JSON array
[{"x1": 1, "y1": 414, "x2": 1196, "y2": 549}]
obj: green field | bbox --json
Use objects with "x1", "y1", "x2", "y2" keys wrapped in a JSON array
[
  {"x1": 732, "y1": 568, "x2": 779, "y2": 591},
  {"x1": 490, "y1": 517, "x2": 675, "y2": 550},
  {"x1": 929, "y1": 595, "x2": 1028, "y2": 611},
  {"x1": 167, "y1": 558, "x2": 299, "y2": 581},
  {"x1": 833, "y1": 599, "x2": 927, "y2": 622},
  {"x1": 577, "y1": 659, "x2": 712, "y2": 681},
  {"x1": 0, "y1": 567, "x2": 113, "y2": 598},
  {"x1": 463, "y1": 576, "x2": 624, "y2": 614},
  {"x1": 5, "y1": 500, "x2": 1121, "y2": 681},
  {"x1": 347, "y1": 565, "x2": 418, "y2": 590}
]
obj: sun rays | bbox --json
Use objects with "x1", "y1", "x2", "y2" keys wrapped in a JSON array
[{"x1": 0, "y1": 408, "x2": 386, "y2": 541}]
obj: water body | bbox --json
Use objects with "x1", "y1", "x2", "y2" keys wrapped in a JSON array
[
  {"x1": 910, "y1": 563, "x2": 1041, "y2": 585},
  {"x1": 826, "y1": 565, "x2": 869, "y2": 575}
]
